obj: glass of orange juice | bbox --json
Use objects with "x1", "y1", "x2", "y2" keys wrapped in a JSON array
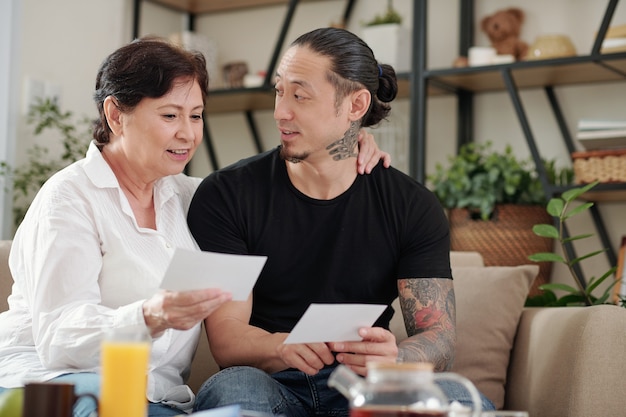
[{"x1": 100, "y1": 325, "x2": 151, "y2": 417}]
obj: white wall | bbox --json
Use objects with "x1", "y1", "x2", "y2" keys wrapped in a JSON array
[
  {"x1": 15, "y1": 0, "x2": 132, "y2": 148},
  {"x1": 0, "y1": 0, "x2": 20, "y2": 239},
  {"x1": 1, "y1": 0, "x2": 132, "y2": 237},
  {"x1": 7, "y1": 0, "x2": 626, "y2": 285}
]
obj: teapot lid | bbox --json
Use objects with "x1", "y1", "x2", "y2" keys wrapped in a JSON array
[{"x1": 366, "y1": 362, "x2": 434, "y2": 372}]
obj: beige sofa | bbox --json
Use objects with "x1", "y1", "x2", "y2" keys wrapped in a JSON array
[{"x1": 1, "y1": 240, "x2": 625, "y2": 417}]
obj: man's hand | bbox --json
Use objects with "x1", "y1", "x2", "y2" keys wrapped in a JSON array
[
  {"x1": 327, "y1": 327, "x2": 398, "y2": 376},
  {"x1": 357, "y1": 129, "x2": 391, "y2": 174},
  {"x1": 276, "y1": 341, "x2": 336, "y2": 375}
]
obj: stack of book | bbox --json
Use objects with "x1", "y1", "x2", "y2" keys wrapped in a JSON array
[{"x1": 576, "y1": 119, "x2": 626, "y2": 151}]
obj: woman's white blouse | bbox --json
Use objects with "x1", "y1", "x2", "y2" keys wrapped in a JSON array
[{"x1": 0, "y1": 141, "x2": 203, "y2": 410}]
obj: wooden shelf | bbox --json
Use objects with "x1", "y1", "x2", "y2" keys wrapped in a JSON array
[
  {"x1": 581, "y1": 183, "x2": 626, "y2": 201},
  {"x1": 583, "y1": 189, "x2": 626, "y2": 201},
  {"x1": 547, "y1": 182, "x2": 626, "y2": 202},
  {"x1": 425, "y1": 52, "x2": 626, "y2": 95},
  {"x1": 206, "y1": 87, "x2": 275, "y2": 113},
  {"x1": 145, "y1": 0, "x2": 329, "y2": 14},
  {"x1": 205, "y1": 77, "x2": 412, "y2": 114},
  {"x1": 204, "y1": 52, "x2": 626, "y2": 113}
]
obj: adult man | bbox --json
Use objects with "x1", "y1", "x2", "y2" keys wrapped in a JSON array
[{"x1": 188, "y1": 27, "x2": 494, "y2": 416}]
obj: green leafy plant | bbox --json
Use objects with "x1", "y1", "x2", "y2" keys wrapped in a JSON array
[
  {"x1": 364, "y1": 0, "x2": 402, "y2": 26},
  {"x1": 429, "y1": 141, "x2": 573, "y2": 220},
  {"x1": 0, "y1": 98, "x2": 90, "y2": 228},
  {"x1": 525, "y1": 181, "x2": 621, "y2": 307}
]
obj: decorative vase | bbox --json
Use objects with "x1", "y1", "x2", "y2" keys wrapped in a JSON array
[
  {"x1": 360, "y1": 23, "x2": 411, "y2": 73},
  {"x1": 448, "y1": 204, "x2": 554, "y2": 296}
]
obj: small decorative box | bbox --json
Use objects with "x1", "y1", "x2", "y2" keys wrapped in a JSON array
[{"x1": 572, "y1": 148, "x2": 626, "y2": 184}]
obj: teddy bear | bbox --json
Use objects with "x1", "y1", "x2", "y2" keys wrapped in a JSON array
[
  {"x1": 452, "y1": 7, "x2": 528, "y2": 67},
  {"x1": 481, "y1": 7, "x2": 528, "y2": 61}
]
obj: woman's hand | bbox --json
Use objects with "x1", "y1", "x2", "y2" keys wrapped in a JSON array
[
  {"x1": 357, "y1": 129, "x2": 392, "y2": 174},
  {"x1": 142, "y1": 288, "x2": 232, "y2": 337}
]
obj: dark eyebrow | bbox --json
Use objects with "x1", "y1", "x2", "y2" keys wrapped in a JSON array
[
  {"x1": 157, "y1": 104, "x2": 204, "y2": 112},
  {"x1": 275, "y1": 72, "x2": 310, "y2": 89}
]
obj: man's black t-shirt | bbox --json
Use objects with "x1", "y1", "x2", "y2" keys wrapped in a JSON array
[{"x1": 187, "y1": 147, "x2": 451, "y2": 333}]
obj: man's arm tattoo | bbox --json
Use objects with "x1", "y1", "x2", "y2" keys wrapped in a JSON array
[{"x1": 397, "y1": 278, "x2": 456, "y2": 371}]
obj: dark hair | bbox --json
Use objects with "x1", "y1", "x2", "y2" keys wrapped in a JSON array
[
  {"x1": 290, "y1": 27, "x2": 398, "y2": 128},
  {"x1": 92, "y1": 36, "x2": 210, "y2": 144}
]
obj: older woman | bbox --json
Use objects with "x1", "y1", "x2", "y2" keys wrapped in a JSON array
[{"x1": 0, "y1": 37, "x2": 389, "y2": 417}]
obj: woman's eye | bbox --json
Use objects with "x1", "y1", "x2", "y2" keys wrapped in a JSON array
[
  {"x1": 191, "y1": 114, "x2": 203, "y2": 121},
  {"x1": 163, "y1": 114, "x2": 176, "y2": 119}
]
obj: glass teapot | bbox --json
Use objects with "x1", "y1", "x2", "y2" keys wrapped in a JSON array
[{"x1": 328, "y1": 362, "x2": 481, "y2": 417}]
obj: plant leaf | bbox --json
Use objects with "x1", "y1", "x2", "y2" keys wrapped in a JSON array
[
  {"x1": 540, "y1": 282, "x2": 580, "y2": 293},
  {"x1": 563, "y1": 202, "x2": 594, "y2": 220},
  {"x1": 593, "y1": 293, "x2": 611, "y2": 305},
  {"x1": 529, "y1": 252, "x2": 565, "y2": 262},
  {"x1": 570, "y1": 249, "x2": 607, "y2": 265},
  {"x1": 546, "y1": 198, "x2": 563, "y2": 216},
  {"x1": 558, "y1": 293, "x2": 588, "y2": 306},
  {"x1": 525, "y1": 290, "x2": 557, "y2": 306},
  {"x1": 562, "y1": 233, "x2": 594, "y2": 243},
  {"x1": 585, "y1": 267, "x2": 617, "y2": 294},
  {"x1": 532, "y1": 224, "x2": 558, "y2": 238},
  {"x1": 561, "y1": 181, "x2": 599, "y2": 202}
]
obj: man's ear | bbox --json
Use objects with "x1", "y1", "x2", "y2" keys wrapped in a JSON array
[
  {"x1": 348, "y1": 89, "x2": 371, "y2": 121},
  {"x1": 103, "y1": 96, "x2": 123, "y2": 136}
]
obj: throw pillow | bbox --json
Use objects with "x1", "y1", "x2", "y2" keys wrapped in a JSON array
[{"x1": 451, "y1": 264, "x2": 538, "y2": 409}]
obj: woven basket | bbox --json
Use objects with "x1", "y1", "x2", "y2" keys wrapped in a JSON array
[
  {"x1": 572, "y1": 148, "x2": 626, "y2": 184},
  {"x1": 448, "y1": 205, "x2": 554, "y2": 296}
]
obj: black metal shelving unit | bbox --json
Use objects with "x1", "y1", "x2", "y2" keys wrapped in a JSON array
[{"x1": 411, "y1": 0, "x2": 626, "y2": 283}]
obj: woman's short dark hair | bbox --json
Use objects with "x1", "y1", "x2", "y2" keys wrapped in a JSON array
[
  {"x1": 92, "y1": 36, "x2": 210, "y2": 145},
  {"x1": 290, "y1": 27, "x2": 398, "y2": 128}
]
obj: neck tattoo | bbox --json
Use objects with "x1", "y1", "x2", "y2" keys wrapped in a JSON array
[{"x1": 326, "y1": 121, "x2": 359, "y2": 161}]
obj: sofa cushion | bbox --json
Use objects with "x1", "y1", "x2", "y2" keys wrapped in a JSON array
[
  {"x1": 0, "y1": 240, "x2": 12, "y2": 312},
  {"x1": 451, "y1": 264, "x2": 538, "y2": 409}
]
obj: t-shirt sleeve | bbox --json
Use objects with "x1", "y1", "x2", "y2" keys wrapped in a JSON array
[
  {"x1": 396, "y1": 186, "x2": 452, "y2": 279},
  {"x1": 187, "y1": 172, "x2": 249, "y2": 255}
]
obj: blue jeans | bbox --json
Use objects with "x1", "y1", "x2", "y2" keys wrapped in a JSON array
[
  {"x1": 1, "y1": 373, "x2": 185, "y2": 417},
  {"x1": 437, "y1": 378, "x2": 496, "y2": 412},
  {"x1": 194, "y1": 365, "x2": 347, "y2": 416},
  {"x1": 193, "y1": 365, "x2": 495, "y2": 416}
]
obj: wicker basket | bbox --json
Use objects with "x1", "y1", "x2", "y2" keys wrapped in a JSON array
[
  {"x1": 448, "y1": 205, "x2": 554, "y2": 296},
  {"x1": 572, "y1": 148, "x2": 626, "y2": 184}
]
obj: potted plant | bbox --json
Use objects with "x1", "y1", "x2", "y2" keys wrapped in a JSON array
[
  {"x1": 429, "y1": 141, "x2": 574, "y2": 295},
  {"x1": 360, "y1": 0, "x2": 410, "y2": 73},
  {"x1": 0, "y1": 98, "x2": 89, "y2": 231},
  {"x1": 526, "y1": 181, "x2": 624, "y2": 307}
]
